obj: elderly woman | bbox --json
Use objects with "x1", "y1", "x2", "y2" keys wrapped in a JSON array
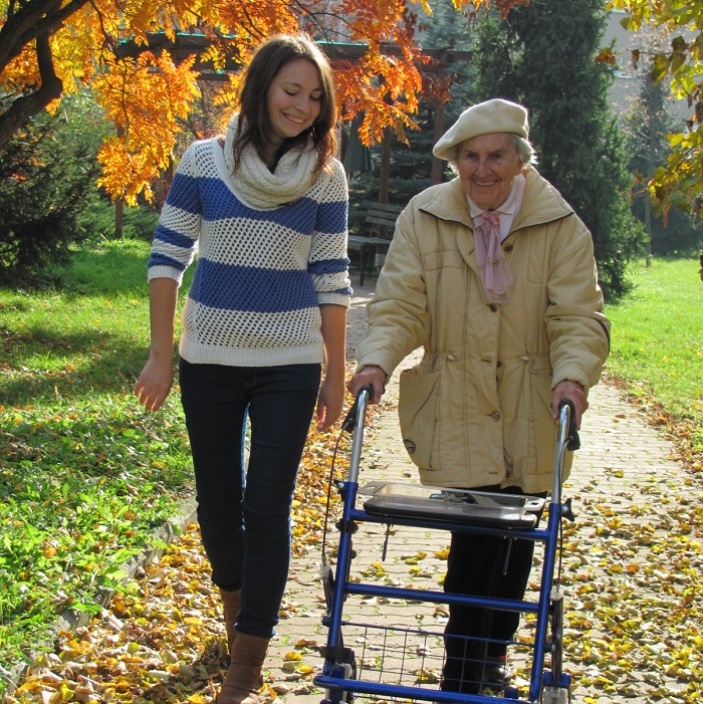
[{"x1": 349, "y1": 98, "x2": 610, "y2": 694}]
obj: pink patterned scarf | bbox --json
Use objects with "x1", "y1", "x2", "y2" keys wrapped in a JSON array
[{"x1": 474, "y1": 210, "x2": 513, "y2": 304}]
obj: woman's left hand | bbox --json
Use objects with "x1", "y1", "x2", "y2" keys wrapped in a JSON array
[{"x1": 315, "y1": 376, "x2": 345, "y2": 432}]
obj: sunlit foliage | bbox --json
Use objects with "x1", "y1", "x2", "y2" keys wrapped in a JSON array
[
  {"x1": 0, "y1": 0, "x2": 527, "y2": 205},
  {"x1": 606, "y1": 0, "x2": 703, "y2": 221}
]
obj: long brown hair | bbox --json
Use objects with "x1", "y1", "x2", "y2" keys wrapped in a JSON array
[{"x1": 231, "y1": 34, "x2": 338, "y2": 175}]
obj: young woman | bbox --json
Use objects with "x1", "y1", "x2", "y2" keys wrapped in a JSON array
[{"x1": 135, "y1": 34, "x2": 350, "y2": 704}]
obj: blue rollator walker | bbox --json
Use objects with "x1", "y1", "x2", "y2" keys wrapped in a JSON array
[{"x1": 314, "y1": 386, "x2": 578, "y2": 704}]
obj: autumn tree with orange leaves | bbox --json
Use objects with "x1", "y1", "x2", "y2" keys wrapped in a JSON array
[{"x1": 0, "y1": 0, "x2": 528, "y2": 205}]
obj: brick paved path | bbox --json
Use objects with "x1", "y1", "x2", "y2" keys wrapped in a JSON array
[{"x1": 265, "y1": 285, "x2": 699, "y2": 704}]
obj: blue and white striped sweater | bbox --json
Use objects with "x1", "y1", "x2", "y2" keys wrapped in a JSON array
[{"x1": 148, "y1": 137, "x2": 351, "y2": 367}]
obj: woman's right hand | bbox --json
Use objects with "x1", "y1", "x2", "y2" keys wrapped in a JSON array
[
  {"x1": 137, "y1": 277, "x2": 179, "y2": 412},
  {"x1": 347, "y1": 365, "x2": 387, "y2": 405},
  {"x1": 135, "y1": 356, "x2": 174, "y2": 412}
]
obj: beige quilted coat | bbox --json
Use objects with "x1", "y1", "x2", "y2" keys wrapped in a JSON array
[{"x1": 356, "y1": 167, "x2": 610, "y2": 493}]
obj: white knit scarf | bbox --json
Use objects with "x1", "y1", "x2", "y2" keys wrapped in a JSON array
[{"x1": 223, "y1": 114, "x2": 319, "y2": 210}]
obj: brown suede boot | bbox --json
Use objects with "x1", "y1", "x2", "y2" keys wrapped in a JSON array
[
  {"x1": 217, "y1": 631, "x2": 270, "y2": 704},
  {"x1": 219, "y1": 588, "x2": 241, "y2": 654}
]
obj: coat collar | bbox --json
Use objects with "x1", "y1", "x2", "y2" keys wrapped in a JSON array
[{"x1": 418, "y1": 167, "x2": 575, "y2": 234}]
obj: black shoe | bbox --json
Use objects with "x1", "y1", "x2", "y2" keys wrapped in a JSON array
[
  {"x1": 442, "y1": 653, "x2": 512, "y2": 694},
  {"x1": 480, "y1": 657, "x2": 512, "y2": 689},
  {"x1": 440, "y1": 663, "x2": 481, "y2": 695}
]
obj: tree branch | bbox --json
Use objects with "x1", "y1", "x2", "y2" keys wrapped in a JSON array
[
  {"x1": 0, "y1": 31, "x2": 63, "y2": 151},
  {"x1": 0, "y1": 0, "x2": 91, "y2": 74}
]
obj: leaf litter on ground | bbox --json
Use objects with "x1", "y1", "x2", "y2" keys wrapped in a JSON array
[{"x1": 4, "y1": 376, "x2": 703, "y2": 703}]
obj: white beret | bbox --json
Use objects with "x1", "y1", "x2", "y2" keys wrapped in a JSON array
[{"x1": 433, "y1": 98, "x2": 529, "y2": 161}]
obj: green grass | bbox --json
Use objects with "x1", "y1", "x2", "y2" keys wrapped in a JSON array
[
  {"x1": 605, "y1": 256, "x2": 703, "y2": 452},
  {"x1": 0, "y1": 240, "x2": 194, "y2": 683},
  {"x1": 0, "y1": 245, "x2": 701, "y2": 694}
]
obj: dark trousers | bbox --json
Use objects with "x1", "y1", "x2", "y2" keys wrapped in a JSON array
[
  {"x1": 179, "y1": 359, "x2": 321, "y2": 638},
  {"x1": 442, "y1": 485, "x2": 547, "y2": 693}
]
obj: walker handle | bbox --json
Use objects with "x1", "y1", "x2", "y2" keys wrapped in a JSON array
[
  {"x1": 341, "y1": 385, "x2": 374, "y2": 433},
  {"x1": 559, "y1": 400, "x2": 580, "y2": 452}
]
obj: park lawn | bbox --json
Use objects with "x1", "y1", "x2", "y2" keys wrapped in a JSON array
[
  {"x1": 604, "y1": 256, "x2": 703, "y2": 455},
  {"x1": 0, "y1": 240, "x2": 194, "y2": 677}
]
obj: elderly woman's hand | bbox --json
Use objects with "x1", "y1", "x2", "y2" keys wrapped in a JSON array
[
  {"x1": 551, "y1": 380, "x2": 588, "y2": 429},
  {"x1": 347, "y1": 365, "x2": 388, "y2": 405}
]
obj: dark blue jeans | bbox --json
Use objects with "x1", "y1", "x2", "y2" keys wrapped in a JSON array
[{"x1": 179, "y1": 359, "x2": 321, "y2": 638}]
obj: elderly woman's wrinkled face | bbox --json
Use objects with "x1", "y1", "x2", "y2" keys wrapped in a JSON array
[{"x1": 456, "y1": 133, "x2": 524, "y2": 211}]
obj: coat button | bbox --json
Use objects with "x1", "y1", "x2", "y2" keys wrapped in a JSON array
[
  {"x1": 489, "y1": 303, "x2": 498, "y2": 312},
  {"x1": 505, "y1": 245, "x2": 514, "y2": 252},
  {"x1": 490, "y1": 411, "x2": 501, "y2": 421}
]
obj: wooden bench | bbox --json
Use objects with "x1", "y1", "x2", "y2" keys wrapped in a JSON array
[{"x1": 348, "y1": 202, "x2": 404, "y2": 285}]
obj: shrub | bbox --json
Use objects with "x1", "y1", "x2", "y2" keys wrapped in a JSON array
[{"x1": 0, "y1": 92, "x2": 106, "y2": 288}]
